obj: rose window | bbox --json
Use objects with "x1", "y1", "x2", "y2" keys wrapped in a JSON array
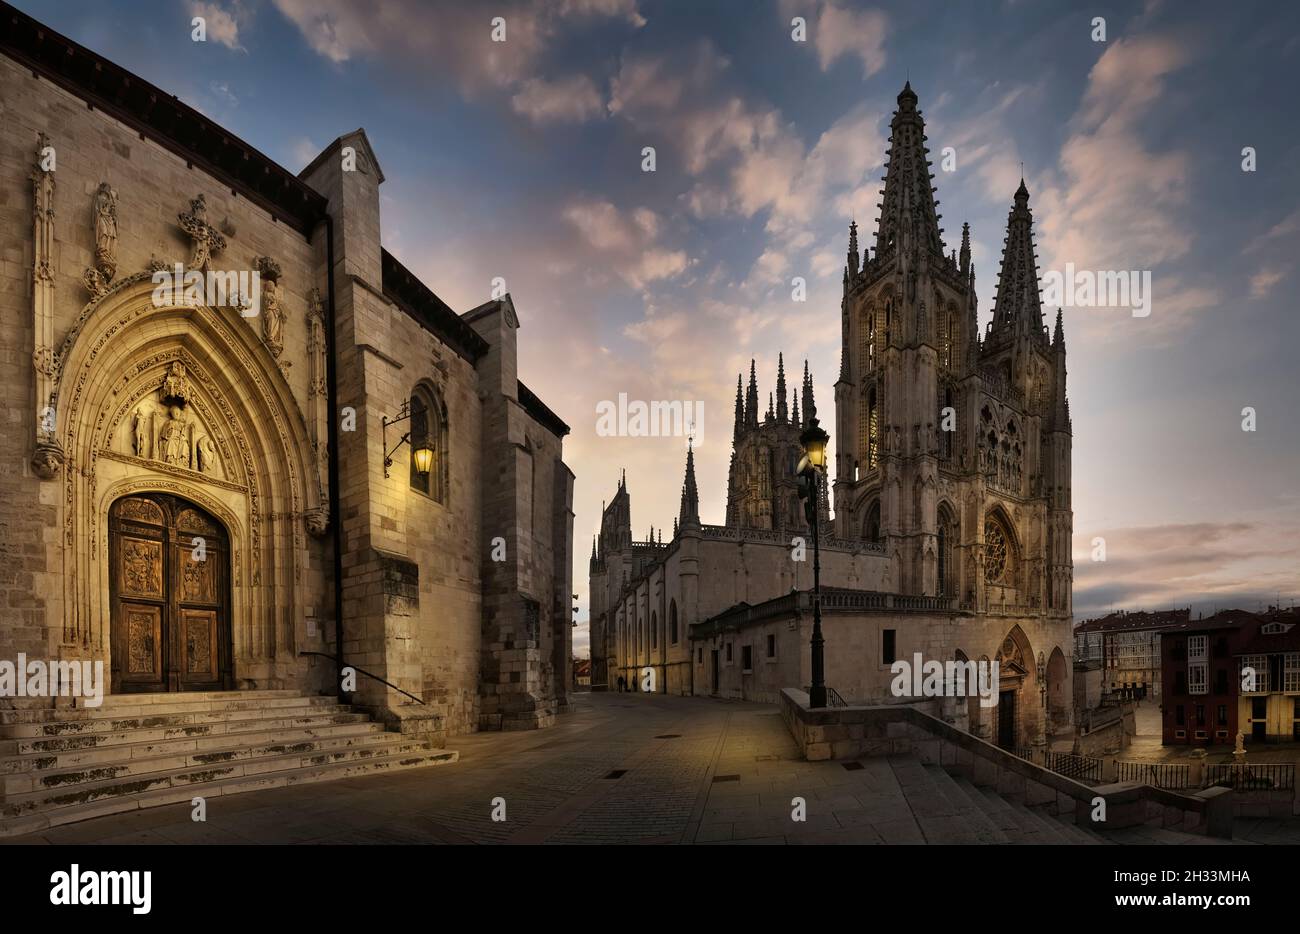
[{"x1": 984, "y1": 520, "x2": 1008, "y2": 583}]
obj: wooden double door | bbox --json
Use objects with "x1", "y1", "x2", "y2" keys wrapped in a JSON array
[{"x1": 109, "y1": 493, "x2": 233, "y2": 693}]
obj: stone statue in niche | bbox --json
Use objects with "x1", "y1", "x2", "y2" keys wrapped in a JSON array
[
  {"x1": 196, "y1": 436, "x2": 218, "y2": 475},
  {"x1": 254, "y1": 256, "x2": 284, "y2": 357},
  {"x1": 82, "y1": 182, "x2": 119, "y2": 299},
  {"x1": 160, "y1": 405, "x2": 191, "y2": 468},
  {"x1": 93, "y1": 182, "x2": 118, "y2": 275},
  {"x1": 132, "y1": 400, "x2": 156, "y2": 459}
]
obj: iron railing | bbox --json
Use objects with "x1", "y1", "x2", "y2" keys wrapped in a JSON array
[
  {"x1": 1043, "y1": 751, "x2": 1103, "y2": 782},
  {"x1": 1116, "y1": 761, "x2": 1192, "y2": 790},
  {"x1": 299, "y1": 651, "x2": 426, "y2": 706},
  {"x1": 1206, "y1": 763, "x2": 1295, "y2": 791}
]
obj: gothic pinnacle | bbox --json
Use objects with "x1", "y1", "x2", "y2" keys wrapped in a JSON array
[
  {"x1": 776, "y1": 353, "x2": 788, "y2": 422},
  {"x1": 746, "y1": 359, "x2": 759, "y2": 427}
]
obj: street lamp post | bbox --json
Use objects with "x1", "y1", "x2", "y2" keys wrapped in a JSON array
[{"x1": 799, "y1": 417, "x2": 830, "y2": 709}]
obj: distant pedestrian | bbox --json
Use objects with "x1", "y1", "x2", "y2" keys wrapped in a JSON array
[{"x1": 617, "y1": 675, "x2": 625, "y2": 692}]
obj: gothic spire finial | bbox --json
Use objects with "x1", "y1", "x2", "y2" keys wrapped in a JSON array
[
  {"x1": 989, "y1": 181, "x2": 1046, "y2": 345},
  {"x1": 802, "y1": 360, "x2": 817, "y2": 424},
  {"x1": 746, "y1": 359, "x2": 759, "y2": 427},
  {"x1": 776, "y1": 353, "x2": 789, "y2": 422},
  {"x1": 679, "y1": 441, "x2": 700, "y2": 527},
  {"x1": 733, "y1": 373, "x2": 744, "y2": 441}
]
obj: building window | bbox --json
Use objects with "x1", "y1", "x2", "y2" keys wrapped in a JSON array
[
  {"x1": 409, "y1": 385, "x2": 448, "y2": 503},
  {"x1": 1188, "y1": 662, "x2": 1207, "y2": 695},
  {"x1": 882, "y1": 629, "x2": 896, "y2": 666},
  {"x1": 669, "y1": 601, "x2": 679, "y2": 645},
  {"x1": 767, "y1": 634, "x2": 776, "y2": 659},
  {"x1": 1188, "y1": 635, "x2": 1207, "y2": 660},
  {"x1": 1175, "y1": 705, "x2": 1185, "y2": 726},
  {"x1": 1241, "y1": 654, "x2": 1268, "y2": 693},
  {"x1": 1286, "y1": 653, "x2": 1300, "y2": 692},
  {"x1": 742, "y1": 645, "x2": 753, "y2": 672},
  {"x1": 1195, "y1": 705, "x2": 1205, "y2": 726},
  {"x1": 1217, "y1": 705, "x2": 1228, "y2": 726},
  {"x1": 726, "y1": 643, "x2": 732, "y2": 662}
]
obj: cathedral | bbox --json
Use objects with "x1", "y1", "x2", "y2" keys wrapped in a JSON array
[
  {"x1": 0, "y1": 5, "x2": 574, "y2": 744},
  {"x1": 591, "y1": 82, "x2": 1074, "y2": 750}
]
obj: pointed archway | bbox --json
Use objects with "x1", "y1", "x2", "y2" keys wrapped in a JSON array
[{"x1": 48, "y1": 273, "x2": 323, "y2": 689}]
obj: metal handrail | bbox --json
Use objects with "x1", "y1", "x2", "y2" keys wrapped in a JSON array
[{"x1": 299, "y1": 651, "x2": 426, "y2": 706}]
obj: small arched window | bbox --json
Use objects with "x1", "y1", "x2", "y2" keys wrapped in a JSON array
[
  {"x1": 864, "y1": 501, "x2": 882, "y2": 544},
  {"x1": 669, "y1": 600, "x2": 679, "y2": 645},
  {"x1": 409, "y1": 385, "x2": 448, "y2": 503}
]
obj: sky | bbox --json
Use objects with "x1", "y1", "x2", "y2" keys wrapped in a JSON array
[{"x1": 20, "y1": 0, "x2": 1300, "y2": 653}]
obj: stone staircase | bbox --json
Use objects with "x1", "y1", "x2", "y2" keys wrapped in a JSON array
[
  {"x1": 0, "y1": 689, "x2": 457, "y2": 836},
  {"x1": 886, "y1": 755, "x2": 1234, "y2": 844}
]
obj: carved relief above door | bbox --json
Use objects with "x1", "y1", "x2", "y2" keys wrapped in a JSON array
[{"x1": 109, "y1": 493, "x2": 232, "y2": 693}]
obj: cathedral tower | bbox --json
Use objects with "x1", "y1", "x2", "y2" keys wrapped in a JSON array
[{"x1": 833, "y1": 83, "x2": 1071, "y2": 613}]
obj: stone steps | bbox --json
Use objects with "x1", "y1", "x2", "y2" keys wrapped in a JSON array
[
  {"x1": 0, "y1": 690, "x2": 457, "y2": 836},
  {"x1": 878, "y1": 754, "x2": 1214, "y2": 844}
]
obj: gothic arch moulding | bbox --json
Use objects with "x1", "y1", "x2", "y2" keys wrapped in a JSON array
[{"x1": 49, "y1": 275, "x2": 322, "y2": 683}]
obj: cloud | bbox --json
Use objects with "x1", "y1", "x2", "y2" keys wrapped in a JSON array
[
  {"x1": 781, "y1": 1, "x2": 889, "y2": 78},
  {"x1": 190, "y1": 1, "x2": 246, "y2": 52},
  {"x1": 1249, "y1": 266, "x2": 1285, "y2": 299},
  {"x1": 1072, "y1": 521, "x2": 1300, "y2": 617},
  {"x1": 273, "y1": 0, "x2": 639, "y2": 103},
  {"x1": 562, "y1": 199, "x2": 688, "y2": 289},
  {"x1": 511, "y1": 74, "x2": 606, "y2": 124},
  {"x1": 1036, "y1": 35, "x2": 1195, "y2": 279}
]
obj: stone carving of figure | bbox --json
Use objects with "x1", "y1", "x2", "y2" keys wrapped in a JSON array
[
  {"x1": 262, "y1": 277, "x2": 284, "y2": 357},
  {"x1": 160, "y1": 406, "x2": 190, "y2": 468},
  {"x1": 93, "y1": 182, "x2": 118, "y2": 275},
  {"x1": 132, "y1": 401, "x2": 155, "y2": 459},
  {"x1": 160, "y1": 361, "x2": 191, "y2": 405},
  {"x1": 196, "y1": 435, "x2": 217, "y2": 475},
  {"x1": 178, "y1": 194, "x2": 226, "y2": 270}
]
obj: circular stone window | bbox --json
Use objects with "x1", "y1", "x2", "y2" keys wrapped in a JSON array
[{"x1": 984, "y1": 520, "x2": 1008, "y2": 582}]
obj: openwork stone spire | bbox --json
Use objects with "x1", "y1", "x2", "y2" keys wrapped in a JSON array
[
  {"x1": 874, "y1": 82, "x2": 944, "y2": 259},
  {"x1": 989, "y1": 179, "x2": 1047, "y2": 345}
]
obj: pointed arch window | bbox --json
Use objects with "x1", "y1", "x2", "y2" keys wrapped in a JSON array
[
  {"x1": 937, "y1": 506, "x2": 956, "y2": 597},
  {"x1": 864, "y1": 500, "x2": 882, "y2": 544},
  {"x1": 409, "y1": 385, "x2": 448, "y2": 503}
]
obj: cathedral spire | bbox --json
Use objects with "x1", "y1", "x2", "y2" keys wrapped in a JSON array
[
  {"x1": 989, "y1": 178, "x2": 1047, "y2": 345},
  {"x1": 776, "y1": 353, "x2": 788, "y2": 423},
  {"x1": 733, "y1": 373, "x2": 744, "y2": 441},
  {"x1": 959, "y1": 221, "x2": 971, "y2": 276},
  {"x1": 678, "y1": 440, "x2": 700, "y2": 528},
  {"x1": 1053, "y1": 307, "x2": 1065, "y2": 349},
  {"x1": 847, "y1": 220, "x2": 860, "y2": 278},
  {"x1": 745, "y1": 359, "x2": 759, "y2": 428},
  {"x1": 792, "y1": 387, "x2": 800, "y2": 427},
  {"x1": 802, "y1": 360, "x2": 817, "y2": 424},
  {"x1": 767, "y1": 392, "x2": 775, "y2": 422},
  {"x1": 874, "y1": 82, "x2": 944, "y2": 258}
]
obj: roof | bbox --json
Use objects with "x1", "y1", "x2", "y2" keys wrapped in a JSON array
[
  {"x1": 1074, "y1": 608, "x2": 1189, "y2": 634},
  {"x1": 1158, "y1": 609, "x2": 1256, "y2": 638},
  {"x1": 0, "y1": 1, "x2": 328, "y2": 234},
  {"x1": 691, "y1": 587, "x2": 959, "y2": 640},
  {"x1": 518, "y1": 381, "x2": 570, "y2": 438},
  {"x1": 381, "y1": 250, "x2": 490, "y2": 363}
]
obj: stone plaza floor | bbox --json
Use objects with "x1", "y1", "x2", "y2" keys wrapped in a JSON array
[{"x1": 6, "y1": 692, "x2": 1300, "y2": 845}]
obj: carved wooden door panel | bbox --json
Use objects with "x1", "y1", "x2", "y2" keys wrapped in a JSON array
[{"x1": 110, "y1": 494, "x2": 231, "y2": 693}]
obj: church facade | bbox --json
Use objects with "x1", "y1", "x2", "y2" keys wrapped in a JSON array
[
  {"x1": 590, "y1": 83, "x2": 1074, "y2": 749},
  {"x1": 0, "y1": 7, "x2": 574, "y2": 738}
]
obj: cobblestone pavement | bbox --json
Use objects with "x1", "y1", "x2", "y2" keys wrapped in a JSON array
[{"x1": 6, "y1": 693, "x2": 1300, "y2": 845}]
